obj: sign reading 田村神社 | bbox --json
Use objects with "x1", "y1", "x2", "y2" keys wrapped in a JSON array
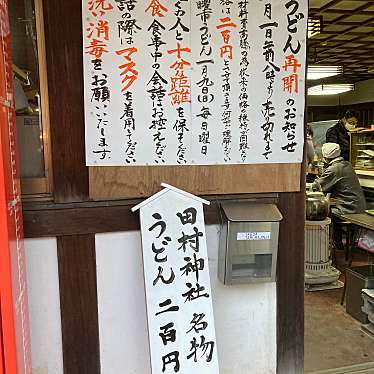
[
  {"x1": 83, "y1": 0, "x2": 307, "y2": 166},
  {"x1": 132, "y1": 183, "x2": 219, "y2": 374}
]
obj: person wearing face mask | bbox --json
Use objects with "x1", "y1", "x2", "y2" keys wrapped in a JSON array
[
  {"x1": 325, "y1": 110, "x2": 359, "y2": 161},
  {"x1": 313, "y1": 142, "x2": 366, "y2": 250}
]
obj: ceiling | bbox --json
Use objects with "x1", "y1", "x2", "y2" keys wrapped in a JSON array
[{"x1": 308, "y1": 0, "x2": 374, "y2": 84}]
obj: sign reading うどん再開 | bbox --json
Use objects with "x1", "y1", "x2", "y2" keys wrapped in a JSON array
[
  {"x1": 132, "y1": 183, "x2": 219, "y2": 374},
  {"x1": 83, "y1": 0, "x2": 307, "y2": 166}
]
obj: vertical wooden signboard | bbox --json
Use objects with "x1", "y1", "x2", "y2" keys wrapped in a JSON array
[
  {"x1": 0, "y1": 0, "x2": 32, "y2": 373},
  {"x1": 133, "y1": 183, "x2": 219, "y2": 374}
]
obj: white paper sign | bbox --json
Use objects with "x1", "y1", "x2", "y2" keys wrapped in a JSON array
[
  {"x1": 83, "y1": 0, "x2": 307, "y2": 166},
  {"x1": 132, "y1": 184, "x2": 219, "y2": 374}
]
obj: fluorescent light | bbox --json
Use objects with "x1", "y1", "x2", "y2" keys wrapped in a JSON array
[
  {"x1": 308, "y1": 17, "x2": 322, "y2": 38},
  {"x1": 308, "y1": 84, "x2": 354, "y2": 96},
  {"x1": 307, "y1": 65, "x2": 343, "y2": 80}
]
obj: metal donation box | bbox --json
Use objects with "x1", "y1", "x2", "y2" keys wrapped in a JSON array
[{"x1": 218, "y1": 202, "x2": 282, "y2": 285}]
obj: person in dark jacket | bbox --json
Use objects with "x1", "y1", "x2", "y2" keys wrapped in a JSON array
[
  {"x1": 313, "y1": 142, "x2": 366, "y2": 250},
  {"x1": 325, "y1": 110, "x2": 359, "y2": 161}
]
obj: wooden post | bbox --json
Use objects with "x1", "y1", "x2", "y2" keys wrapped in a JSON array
[{"x1": 57, "y1": 234, "x2": 100, "y2": 374}]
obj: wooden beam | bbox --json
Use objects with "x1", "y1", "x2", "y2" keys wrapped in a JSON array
[
  {"x1": 23, "y1": 194, "x2": 278, "y2": 237},
  {"x1": 310, "y1": 0, "x2": 345, "y2": 15},
  {"x1": 323, "y1": 21, "x2": 374, "y2": 27},
  {"x1": 89, "y1": 163, "x2": 301, "y2": 199},
  {"x1": 313, "y1": 30, "x2": 374, "y2": 63},
  {"x1": 57, "y1": 234, "x2": 100, "y2": 374},
  {"x1": 310, "y1": 9, "x2": 374, "y2": 16},
  {"x1": 24, "y1": 205, "x2": 140, "y2": 237},
  {"x1": 310, "y1": 39, "x2": 374, "y2": 47},
  {"x1": 315, "y1": 31, "x2": 374, "y2": 37},
  {"x1": 310, "y1": 2, "x2": 374, "y2": 33},
  {"x1": 313, "y1": 50, "x2": 374, "y2": 56},
  {"x1": 43, "y1": 0, "x2": 89, "y2": 202},
  {"x1": 317, "y1": 18, "x2": 374, "y2": 45}
]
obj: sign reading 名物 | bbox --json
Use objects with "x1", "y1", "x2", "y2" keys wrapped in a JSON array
[
  {"x1": 83, "y1": 0, "x2": 307, "y2": 166},
  {"x1": 132, "y1": 183, "x2": 219, "y2": 374}
]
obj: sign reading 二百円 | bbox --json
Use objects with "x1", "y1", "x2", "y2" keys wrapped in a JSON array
[
  {"x1": 83, "y1": 0, "x2": 307, "y2": 166},
  {"x1": 132, "y1": 183, "x2": 219, "y2": 374}
]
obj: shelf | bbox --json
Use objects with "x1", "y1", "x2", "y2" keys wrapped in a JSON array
[
  {"x1": 354, "y1": 167, "x2": 374, "y2": 171},
  {"x1": 351, "y1": 132, "x2": 374, "y2": 170},
  {"x1": 355, "y1": 170, "x2": 374, "y2": 176},
  {"x1": 353, "y1": 129, "x2": 374, "y2": 133}
]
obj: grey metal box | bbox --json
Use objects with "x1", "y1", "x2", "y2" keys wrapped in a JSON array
[
  {"x1": 218, "y1": 202, "x2": 282, "y2": 285},
  {"x1": 346, "y1": 265, "x2": 374, "y2": 323}
]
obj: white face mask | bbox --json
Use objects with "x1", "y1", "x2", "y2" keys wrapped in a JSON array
[
  {"x1": 344, "y1": 117, "x2": 358, "y2": 131},
  {"x1": 345, "y1": 123, "x2": 356, "y2": 131}
]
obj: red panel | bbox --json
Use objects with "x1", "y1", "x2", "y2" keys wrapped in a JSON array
[
  {"x1": 0, "y1": 295, "x2": 4, "y2": 374},
  {"x1": 0, "y1": 0, "x2": 32, "y2": 373},
  {"x1": 0, "y1": 101, "x2": 18, "y2": 374}
]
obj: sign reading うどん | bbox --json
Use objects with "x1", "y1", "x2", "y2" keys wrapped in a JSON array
[
  {"x1": 83, "y1": 0, "x2": 307, "y2": 166},
  {"x1": 132, "y1": 183, "x2": 219, "y2": 374}
]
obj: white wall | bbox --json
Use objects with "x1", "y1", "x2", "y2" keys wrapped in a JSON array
[
  {"x1": 24, "y1": 238, "x2": 64, "y2": 374},
  {"x1": 96, "y1": 225, "x2": 277, "y2": 374},
  {"x1": 24, "y1": 228, "x2": 277, "y2": 374}
]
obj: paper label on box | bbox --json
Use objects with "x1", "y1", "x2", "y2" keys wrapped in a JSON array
[{"x1": 237, "y1": 232, "x2": 271, "y2": 241}]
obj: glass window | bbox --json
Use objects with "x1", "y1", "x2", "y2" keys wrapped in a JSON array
[{"x1": 9, "y1": 0, "x2": 52, "y2": 196}]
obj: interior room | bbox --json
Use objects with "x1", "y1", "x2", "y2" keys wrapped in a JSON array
[{"x1": 305, "y1": 1, "x2": 374, "y2": 373}]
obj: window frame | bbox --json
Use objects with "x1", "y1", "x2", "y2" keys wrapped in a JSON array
[{"x1": 16, "y1": 0, "x2": 53, "y2": 199}]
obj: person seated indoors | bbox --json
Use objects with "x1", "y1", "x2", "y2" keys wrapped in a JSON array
[
  {"x1": 326, "y1": 110, "x2": 359, "y2": 161},
  {"x1": 313, "y1": 142, "x2": 366, "y2": 250}
]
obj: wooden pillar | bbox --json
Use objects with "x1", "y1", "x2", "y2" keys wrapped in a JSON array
[
  {"x1": 57, "y1": 234, "x2": 100, "y2": 374},
  {"x1": 43, "y1": 1, "x2": 100, "y2": 373},
  {"x1": 43, "y1": 0, "x2": 88, "y2": 203},
  {"x1": 276, "y1": 192, "x2": 305, "y2": 373}
]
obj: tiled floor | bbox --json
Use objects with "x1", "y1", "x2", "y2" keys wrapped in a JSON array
[{"x1": 304, "y1": 250, "x2": 374, "y2": 373}]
